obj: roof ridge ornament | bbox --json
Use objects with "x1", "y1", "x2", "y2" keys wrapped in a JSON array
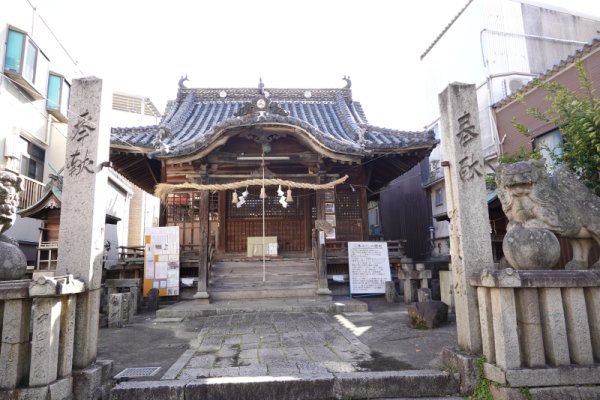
[
  {"x1": 178, "y1": 74, "x2": 189, "y2": 89},
  {"x1": 343, "y1": 75, "x2": 351, "y2": 89}
]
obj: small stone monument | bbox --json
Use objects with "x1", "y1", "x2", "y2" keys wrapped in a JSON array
[{"x1": 0, "y1": 170, "x2": 27, "y2": 280}]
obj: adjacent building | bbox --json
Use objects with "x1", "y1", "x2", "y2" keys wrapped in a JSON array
[
  {"x1": 385, "y1": 0, "x2": 600, "y2": 263},
  {"x1": 2, "y1": 3, "x2": 161, "y2": 268}
]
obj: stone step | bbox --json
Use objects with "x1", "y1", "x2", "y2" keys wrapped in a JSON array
[
  {"x1": 210, "y1": 274, "x2": 316, "y2": 281},
  {"x1": 211, "y1": 266, "x2": 316, "y2": 276},
  {"x1": 110, "y1": 370, "x2": 460, "y2": 399},
  {"x1": 210, "y1": 287, "x2": 320, "y2": 300}
]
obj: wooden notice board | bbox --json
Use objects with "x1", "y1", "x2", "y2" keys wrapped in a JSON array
[
  {"x1": 143, "y1": 226, "x2": 180, "y2": 296},
  {"x1": 348, "y1": 241, "x2": 391, "y2": 295}
]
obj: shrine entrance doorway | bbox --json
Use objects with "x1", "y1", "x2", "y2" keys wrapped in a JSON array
[{"x1": 222, "y1": 188, "x2": 313, "y2": 256}]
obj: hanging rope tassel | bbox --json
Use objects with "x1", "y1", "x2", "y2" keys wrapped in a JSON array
[{"x1": 286, "y1": 188, "x2": 293, "y2": 203}]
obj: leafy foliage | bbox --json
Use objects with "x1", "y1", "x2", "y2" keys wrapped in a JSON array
[
  {"x1": 469, "y1": 357, "x2": 492, "y2": 400},
  {"x1": 511, "y1": 60, "x2": 600, "y2": 195}
]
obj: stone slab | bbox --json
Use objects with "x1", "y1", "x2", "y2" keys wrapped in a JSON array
[
  {"x1": 504, "y1": 365, "x2": 600, "y2": 387},
  {"x1": 491, "y1": 385, "x2": 600, "y2": 400},
  {"x1": 29, "y1": 297, "x2": 62, "y2": 386},
  {"x1": 335, "y1": 370, "x2": 458, "y2": 399},
  {"x1": 72, "y1": 360, "x2": 114, "y2": 400},
  {"x1": 584, "y1": 287, "x2": 600, "y2": 360},
  {"x1": 154, "y1": 318, "x2": 184, "y2": 324},
  {"x1": 539, "y1": 287, "x2": 570, "y2": 366},
  {"x1": 111, "y1": 380, "x2": 186, "y2": 400},
  {"x1": 472, "y1": 269, "x2": 600, "y2": 288},
  {"x1": 48, "y1": 376, "x2": 73, "y2": 400},
  {"x1": 73, "y1": 289, "x2": 101, "y2": 369},
  {"x1": 0, "y1": 298, "x2": 31, "y2": 389},
  {"x1": 441, "y1": 347, "x2": 478, "y2": 395},
  {"x1": 562, "y1": 287, "x2": 594, "y2": 365},
  {"x1": 0, "y1": 386, "x2": 49, "y2": 400},
  {"x1": 193, "y1": 375, "x2": 335, "y2": 400}
]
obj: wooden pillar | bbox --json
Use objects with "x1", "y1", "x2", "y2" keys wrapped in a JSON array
[
  {"x1": 315, "y1": 178, "x2": 332, "y2": 296},
  {"x1": 217, "y1": 191, "x2": 226, "y2": 254},
  {"x1": 194, "y1": 190, "x2": 210, "y2": 302}
]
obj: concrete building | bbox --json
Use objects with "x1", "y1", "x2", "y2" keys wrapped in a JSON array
[
  {"x1": 1, "y1": 3, "x2": 160, "y2": 267},
  {"x1": 387, "y1": 0, "x2": 600, "y2": 262}
]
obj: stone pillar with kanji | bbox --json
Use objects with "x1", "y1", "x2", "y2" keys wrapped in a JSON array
[
  {"x1": 56, "y1": 77, "x2": 111, "y2": 368},
  {"x1": 438, "y1": 82, "x2": 494, "y2": 354}
]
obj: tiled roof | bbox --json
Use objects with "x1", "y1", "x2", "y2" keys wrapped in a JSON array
[
  {"x1": 493, "y1": 34, "x2": 600, "y2": 109},
  {"x1": 111, "y1": 86, "x2": 436, "y2": 159}
]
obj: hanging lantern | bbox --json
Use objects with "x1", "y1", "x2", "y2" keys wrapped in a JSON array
[
  {"x1": 259, "y1": 186, "x2": 267, "y2": 199},
  {"x1": 232, "y1": 190, "x2": 239, "y2": 204},
  {"x1": 277, "y1": 185, "x2": 284, "y2": 197},
  {"x1": 286, "y1": 188, "x2": 293, "y2": 203}
]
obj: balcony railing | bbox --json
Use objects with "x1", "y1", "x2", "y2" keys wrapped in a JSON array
[{"x1": 19, "y1": 175, "x2": 46, "y2": 210}]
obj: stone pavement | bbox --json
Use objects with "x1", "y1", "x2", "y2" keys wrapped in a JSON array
[
  {"x1": 163, "y1": 311, "x2": 372, "y2": 380},
  {"x1": 98, "y1": 296, "x2": 458, "y2": 382}
]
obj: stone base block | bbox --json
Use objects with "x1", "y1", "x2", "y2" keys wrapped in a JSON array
[
  {"x1": 418, "y1": 288, "x2": 432, "y2": 302},
  {"x1": 441, "y1": 347, "x2": 478, "y2": 395},
  {"x1": 484, "y1": 363, "x2": 600, "y2": 387},
  {"x1": 0, "y1": 377, "x2": 73, "y2": 400},
  {"x1": 335, "y1": 370, "x2": 457, "y2": 399},
  {"x1": 408, "y1": 301, "x2": 448, "y2": 329},
  {"x1": 49, "y1": 377, "x2": 73, "y2": 400},
  {"x1": 0, "y1": 386, "x2": 48, "y2": 400},
  {"x1": 490, "y1": 384, "x2": 600, "y2": 400},
  {"x1": 72, "y1": 360, "x2": 113, "y2": 400},
  {"x1": 384, "y1": 281, "x2": 397, "y2": 303},
  {"x1": 110, "y1": 380, "x2": 186, "y2": 400}
]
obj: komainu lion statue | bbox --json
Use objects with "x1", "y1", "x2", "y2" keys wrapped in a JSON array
[
  {"x1": 0, "y1": 170, "x2": 23, "y2": 235},
  {"x1": 0, "y1": 169, "x2": 27, "y2": 280},
  {"x1": 496, "y1": 159, "x2": 600, "y2": 269}
]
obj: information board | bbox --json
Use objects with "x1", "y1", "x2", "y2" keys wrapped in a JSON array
[
  {"x1": 143, "y1": 226, "x2": 179, "y2": 297},
  {"x1": 348, "y1": 242, "x2": 391, "y2": 294}
]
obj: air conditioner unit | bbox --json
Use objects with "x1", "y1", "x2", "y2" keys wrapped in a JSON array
[{"x1": 3, "y1": 132, "x2": 19, "y2": 159}]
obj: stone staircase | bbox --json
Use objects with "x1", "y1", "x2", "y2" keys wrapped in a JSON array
[{"x1": 209, "y1": 258, "x2": 319, "y2": 300}]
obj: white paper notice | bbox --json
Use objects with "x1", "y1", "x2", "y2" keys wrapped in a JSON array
[
  {"x1": 348, "y1": 242, "x2": 391, "y2": 294},
  {"x1": 155, "y1": 262, "x2": 168, "y2": 279}
]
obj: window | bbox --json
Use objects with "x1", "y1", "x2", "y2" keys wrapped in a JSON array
[
  {"x1": 47, "y1": 73, "x2": 70, "y2": 122},
  {"x1": 533, "y1": 129, "x2": 563, "y2": 170},
  {"x1": 435, "y1": 188, "x2": 444, "y2": 206},
  {"x1": 18, "y1": 137, "x2": 45, "y2": 182},
  {"x1": 3, "y1": 26, "x2": 49, "y2": 100}
]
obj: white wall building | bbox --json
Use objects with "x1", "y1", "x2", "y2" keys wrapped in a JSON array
[
  {"x1": 2, "y1": 2, "x2": 161, "y2": 267},
  {"x1": 419, "y1": 0, "x2": 600, "y2": 259}
]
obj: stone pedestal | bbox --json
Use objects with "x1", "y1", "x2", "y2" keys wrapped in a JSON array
[
  {"x1": 397, "y1": 264, "x2": 432, "y2": 304},
  {"x1": 385, "y1": 281, "x2": 397, "y2": 303},
  {"x1": 471, "y1": 269, "x2": 600, "y2": 393}
]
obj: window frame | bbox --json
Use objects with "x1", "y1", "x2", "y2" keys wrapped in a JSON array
[
  {"x1": 18, "y1": 136, "x2": 46, "y2": 183},
  {"x1": 46, "y1": 72, "x2": 71, "y2": 122},
  {"x1": 3, "y1": 25, "x2": 48, "y2": 100},
  {"x1": 434, "y1": 188, "x2": 444, "y2": 206}
]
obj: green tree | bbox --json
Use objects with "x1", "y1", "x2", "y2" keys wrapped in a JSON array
[{"x1": 512, "y1": 59, "x2": 600, "y2": 195}]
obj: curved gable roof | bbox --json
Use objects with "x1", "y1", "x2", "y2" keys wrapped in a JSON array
[{"x1": 111, "y1": 85, "x2": 436, "y2": 160}]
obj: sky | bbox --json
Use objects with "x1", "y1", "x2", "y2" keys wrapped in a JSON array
[{"x1": 31, "y1": 0, "x2": 600, "y2": 131}]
